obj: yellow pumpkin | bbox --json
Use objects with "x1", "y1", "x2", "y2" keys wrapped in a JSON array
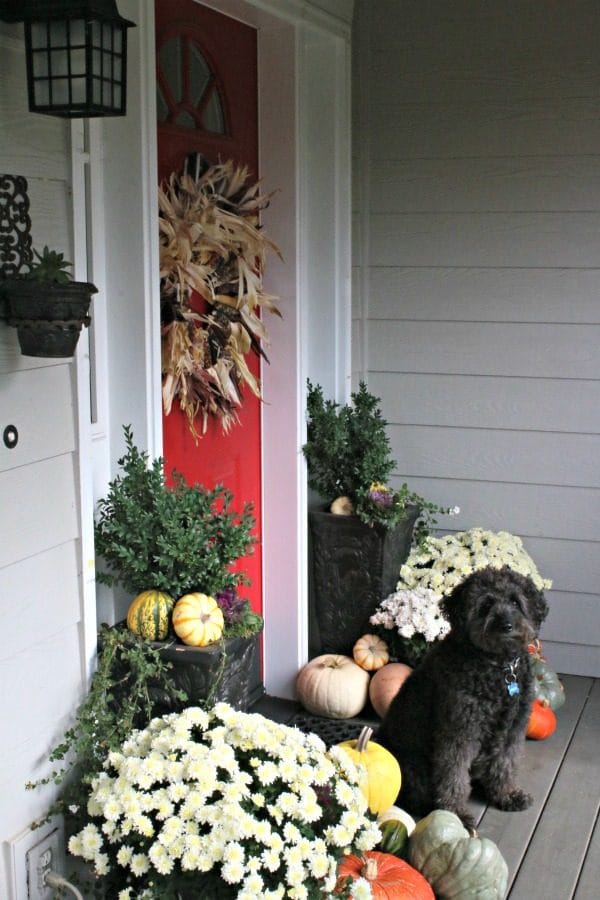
[
  {"x1": 296, "y1": 654, "x2": 370, "y2": 719},
  {"x1": 353, "y1": 634, "x2": 390, "y2": 671},
  {"x1": 172, "y1": 592, "x2": 224, "y2": 647},
  {"x1": 337, "y1": 726, "x2": 402, "y2": 815}
]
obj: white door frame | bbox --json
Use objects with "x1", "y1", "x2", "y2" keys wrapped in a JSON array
[{"x1": 83, "y1": 0, "x2": 353, "y2": 698}]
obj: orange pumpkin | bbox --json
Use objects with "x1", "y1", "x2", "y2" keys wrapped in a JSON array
[
  {"x1": 369, "y1": 662, "x2": 413, "y2": 718},
  {"x1": 336, "y1": 851, "x2": 434, "y2": 899},
  {"x1": 526, "y1": 698, "x2": 557, "y2": 740},
  {"x1": 353, "y1": 634, "x2": 390, "y2": 671}
]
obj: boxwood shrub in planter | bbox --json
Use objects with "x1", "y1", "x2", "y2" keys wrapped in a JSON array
[{"x1": 303, "y1": 381, "x2": 449, "y2": 656}]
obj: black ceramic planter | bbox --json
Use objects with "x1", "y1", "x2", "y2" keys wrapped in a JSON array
[
  {"x1": 151, "y1": 631, "x2": 264, "y2": 714},
  {"x1": 1, "y1": 278, "x2": 97, "y2": 357},
  {"x1": 308, "y1": 507, "x2": 419, "y2": 657}
]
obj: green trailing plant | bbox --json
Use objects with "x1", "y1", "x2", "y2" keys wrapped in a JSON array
[
  {"x1": 94, "y1": 425, "x2": 256, "y2": 599},
  {"x1": 303, "y1": 380, "x2": 452, "y2": 543},
  {"x1": 26, "y1": 623, "x2": 188, "y2": 833}
]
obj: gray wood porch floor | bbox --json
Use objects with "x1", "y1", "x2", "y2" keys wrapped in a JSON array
[{"x1": 254, "y1": 674, "x2": 599, "y2": 900}]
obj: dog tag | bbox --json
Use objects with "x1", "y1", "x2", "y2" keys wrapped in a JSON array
[{"x1": 506, "y1": 681, "x2": 520, "y2": 697}]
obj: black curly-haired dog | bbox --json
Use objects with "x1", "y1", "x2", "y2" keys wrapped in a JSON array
[{"x1": 376, "y1": 565, "x2": 548, "y2": 830}]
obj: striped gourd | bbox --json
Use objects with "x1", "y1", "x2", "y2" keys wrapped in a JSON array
[
  {"x1": 126, "y1": 590, "x2": 174, "y2": 641},
  {"x1": 172, "y1": 592, "x2": 224, "y2": 646}
]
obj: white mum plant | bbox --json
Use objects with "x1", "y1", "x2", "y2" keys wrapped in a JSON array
[
  {"x1": 67, "y1": 703, "x2": 380, "y2": 899},
  {"x1": 370, "y1": 528, "x2": 552, "y2": 664}
]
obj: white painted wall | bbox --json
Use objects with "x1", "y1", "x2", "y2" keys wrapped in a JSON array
[
  {"x1": 352, "y1": 0, "x2": 600, "y2": 676},
  {"x1": 0, "y1": 22, "x2": 88, "y2": 894}
]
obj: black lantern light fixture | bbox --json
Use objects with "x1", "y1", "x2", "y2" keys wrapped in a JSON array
[{"x1": 0, "y1": 1, "x2": 135, "y2": 118}]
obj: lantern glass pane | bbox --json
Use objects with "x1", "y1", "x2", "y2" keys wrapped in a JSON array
[
  {"x1": 71, "y1": 77, "x2": 86, "y2": 104},
  {"x1": 113, "y1": 57, "x2": 122, "y2": 80},
  {"x1": 113, "y1": 28, "x2": 123, "y2": 55},
  {"x1": 92, "y1": 78, "x2": 102, "y2": 105},
  {"x1": 52, "y1": 78, "x2": 70, "y2": 105},
  {"x1": 70, "y1": 48, "x2": 86, "y2": 76},
  {"x1": 93, "y1": 49, "x2": 102, "y2": 77},
  {"x1": 49, "y1": 21, "x2": 67, "y2": 48},
  {"x1": 114, "y1": 84, "x2": 122, "y2": 108},
  {"x1": 91, "y1": 21, "x2": 102, "y2": 49},
  {"x1": 103, "y1": 51, "x2": 113, "y2": 78},
  {"x1": 102, "y1": 80, "x2": 112, "y2": 108},
  {"x1": 30, "y1": 23, "x2": 48, "y2": 50},
  {"x1": 33, "y1": 80, "x2": 50, "y2": 106},
  {"x1": 32, "y1": 50, "x2": 49, "y2": 78},
  {"x1": 69, "y1": 19, "x2": 86, "y2": 46},
  {"x1": 103, "y1": 23, "x2": 112, "y2": 49},
  {"x1": 50, "y1": 50, "x2": 69, "y2": 77}
]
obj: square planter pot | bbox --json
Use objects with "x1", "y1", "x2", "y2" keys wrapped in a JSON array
[
  {"x1": 308, "y1": 507, "x2": 419, "y2": 657},
  {"x1": 150, "y1": 631, "x2": 264, "y2": 714}
]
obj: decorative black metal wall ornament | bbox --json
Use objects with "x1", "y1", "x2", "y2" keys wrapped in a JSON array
[
  {"x1": 0, "y1": 173, "x2": 33, "y2": 278},
  {"x1": 0, "y1": 0, "x2": 136, "y2": 118}
]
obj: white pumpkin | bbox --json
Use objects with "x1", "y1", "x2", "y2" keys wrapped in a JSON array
[{"x1": 296, "y1": 654, "x2": 370, "y2": 719}]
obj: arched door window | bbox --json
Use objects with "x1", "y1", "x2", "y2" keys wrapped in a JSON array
[{"x1": 157, "y1": 35, "x2": 226, "y2": 135}]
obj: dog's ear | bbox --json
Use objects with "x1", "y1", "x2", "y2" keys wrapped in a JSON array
[
  {"x1": 440, "y1": 577, "x2": 470, "y2": 630},
  {"x1": 525, "y1": 581, "x2": 549, "y2": 632}
]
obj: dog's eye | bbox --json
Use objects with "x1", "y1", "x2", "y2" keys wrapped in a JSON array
[{"x1": 510, "y1": 594, "x2": 522, "y2": 608}]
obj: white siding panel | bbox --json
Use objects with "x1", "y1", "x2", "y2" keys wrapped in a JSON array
[
  {"x1": 369, "y1": 321, "x2": 600, "y2": 380},
  {"x1": 398, "y1": 477, "x2": 600, "y2": 544},
  {"x1": 0, "y1": 544, "x2": 80, "y2": 652},
  {"x1": 0, "y1": 455, "x2": 79, "y2": 568},
  {"x1": 0, "y1": 365, "x2": 75, "y2": 473},
  {"x1": 371, "y1": 157, "x2": 600, "y2": 213},
  {"x1": 368, "y1": 268, "x2": 600, "y2": 324},
  {"x1": 370, "y1": 212, "x2": 600, "y2": 268},
  {"x1": 353, "y1": 0, "x2": 600, "y2": 673},
  {"x1": 543, "y1": 592, "x2": 600, "y2": 647},
  {"x1": 0, "y1": 624, "x2": 82, "y2": 757},
  {"x1": 370, "y1": 373, "x2": 600, "y2": 435},
  {"x1": 390, "y1": 425, "x2": 600, "y2": 489},
  {"x1": 370, "y1": 100, "x2": 600, "y2": 160}
]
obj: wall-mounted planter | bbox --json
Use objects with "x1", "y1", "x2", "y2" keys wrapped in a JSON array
[{"x1": 0, "y1": 279, "x2": 97, "y2": 357}]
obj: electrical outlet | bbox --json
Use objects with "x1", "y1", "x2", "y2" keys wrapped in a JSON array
[
  {"x1": 8, "y1": 820, "x2": 65, "y2": 900},
  {"x1": 26, "y1": 828, "x2": 62, "y2": 900}
]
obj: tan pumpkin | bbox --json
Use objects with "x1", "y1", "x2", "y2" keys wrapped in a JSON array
[
  {"x1": 296, "y1": 654, "x2": 369, "y2": 719},
  {"x1": 369, "y1": 662, "x2": 413, "y2": 717},
  {"x1": 353, "y1": 634, "x2": 390, "y2": 671},
  {"x1": 172, "y1": 592, "x2": 224, "y2": 647}
]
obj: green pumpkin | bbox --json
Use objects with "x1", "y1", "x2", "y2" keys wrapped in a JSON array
[
  {"x1": 378, "y1": 819, "x2": 410, "y2": 858},
  {"x1": 531, "y1": 654, "x2": 565, "y2": 711},
  {"x1": 127, "y1": 589, "x2": 174, "y2": 641},
  {"x1": 409, "y1": 810, "x2": 508, "y2": 899}
]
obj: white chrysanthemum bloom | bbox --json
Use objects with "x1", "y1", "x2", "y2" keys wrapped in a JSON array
[
  {"x1": 130, "y1": 852, "x2": 150, "y2": 877},
  {"x1": 148, "y1": 841, "x2": 175, "y2": 875},
  {"x1": 350, "y1": 877, "x2": 374, "y2": 899}
]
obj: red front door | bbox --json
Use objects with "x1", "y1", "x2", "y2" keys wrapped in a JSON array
[{"x1": 155, "y1": 0, "x2": 262, "y2": 615}]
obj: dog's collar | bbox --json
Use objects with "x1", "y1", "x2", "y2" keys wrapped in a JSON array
[
  {"x1": 502, "y1": 656, "x2": 521, "y2": 697},
  {"x1": 484, "y1": 653, "x2": 523, "y2": 695}
]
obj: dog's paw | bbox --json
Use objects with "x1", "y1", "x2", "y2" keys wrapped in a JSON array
[{"x1": 495, "y1": 789, "x2": 533, "y2": 811}]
